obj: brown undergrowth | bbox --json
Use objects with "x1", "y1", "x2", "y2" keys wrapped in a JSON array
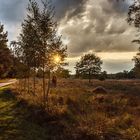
[{"x1": 9, "y1": 79, "x2": 140, "y2": 139}]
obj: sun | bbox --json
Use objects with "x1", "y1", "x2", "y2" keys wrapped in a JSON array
[{"x1": 53, "y1": 54, "x2": 61, "y2": 64}]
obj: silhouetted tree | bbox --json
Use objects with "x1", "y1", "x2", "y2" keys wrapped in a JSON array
[
  {"x1": 10, "y1": 41, "x2": 30, "y2": 92},
  {"x1": 75, "y1": 53, "x2": 102, "y2": 83},
  {"x1": 128, "y1": 0, "x2": 140, "y2": 78},
  {"x1": 0, "y1": 23, "x2": 13, "y2": 78},
  {"x1": 133, "y1": 48, "x2": 140, "y2": 78},
  {"x1": 19, "y1": 12, "x2": 42, "y2": 95},
  {"x1": 17, "y1": 0, "x2": 67, "y2": 108}
]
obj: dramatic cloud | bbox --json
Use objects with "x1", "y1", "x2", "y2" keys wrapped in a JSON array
[
  {"x1": 59, "y1": 0, "x2": 137, "y2": 57},
  {"x1": 0, "y1": 0, "x2": 137, "y2": 73},
  {"x1": 52, "y1": 0, "x2": 86, "y2": 20},
  {"x1": 0, "y1": 0, "x2": 27, "y2": 41}
]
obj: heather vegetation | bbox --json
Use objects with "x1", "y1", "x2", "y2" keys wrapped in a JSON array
[{"x1": 0, "y1": 79, "x2": 140, "y2": 139}]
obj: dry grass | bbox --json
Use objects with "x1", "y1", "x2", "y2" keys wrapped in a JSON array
[{"x1": 10, "y1": 79, "x2": 140, "y2": 139}]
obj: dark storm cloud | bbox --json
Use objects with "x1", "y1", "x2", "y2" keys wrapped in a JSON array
[
  {"x1": 0, "y1": 0, "x2": 86, "y2": 40},
  {"x1": 0, "y1": 0, "x2": 136, "y2": 73},
  {"x1": 59, "y1": 0, "x2": 137, "y2": 57},
  {"x1": 0, "y1": 0, "x2": 83, "y2": 24},
  {"x1": 0, "y1": 0, "x2": 28, "y2": 41},
  {"x1": 0, "y1": 0, "x2": 86, "y2": 23},
  {"x1": 52, "y1": 0, "x2": 86, "y2": 20}
]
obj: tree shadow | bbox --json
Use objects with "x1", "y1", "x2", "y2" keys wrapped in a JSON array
[{"x1": 0, "y1": 89, "x2": 69, "y2": 140}]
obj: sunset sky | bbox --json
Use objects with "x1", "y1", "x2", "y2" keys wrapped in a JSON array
[{"x1": 0, "y1": 0, "x2": 138, "y2": 74}]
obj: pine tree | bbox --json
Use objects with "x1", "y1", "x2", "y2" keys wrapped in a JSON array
[{"x1": 0, "y1": 23, "x2": 13, "y2": 78}]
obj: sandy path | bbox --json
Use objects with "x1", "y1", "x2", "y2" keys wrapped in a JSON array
[{"x1": 0, "y1": 79, "x2": 17, "y2": 88}]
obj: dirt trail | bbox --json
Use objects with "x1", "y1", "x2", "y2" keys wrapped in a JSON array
[{"x1": 0, "y1": 79, "x2": 17, "y2": 88}]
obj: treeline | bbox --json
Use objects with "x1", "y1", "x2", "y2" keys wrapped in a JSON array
[
  {"x1": 107, "y1": 70, "x2": 136, "y2": 80},
  {"x1": 74, "y1": 52, "x2": 140, "y2": 81}
]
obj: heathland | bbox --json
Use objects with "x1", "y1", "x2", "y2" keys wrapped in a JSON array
[{"x1": 0, "y1": 79, "x2": 140, "y2": 140}]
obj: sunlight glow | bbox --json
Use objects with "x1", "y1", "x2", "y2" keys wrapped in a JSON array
[{"x1": 53, "y1": 54, "x2": 61, "y2": 64}]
